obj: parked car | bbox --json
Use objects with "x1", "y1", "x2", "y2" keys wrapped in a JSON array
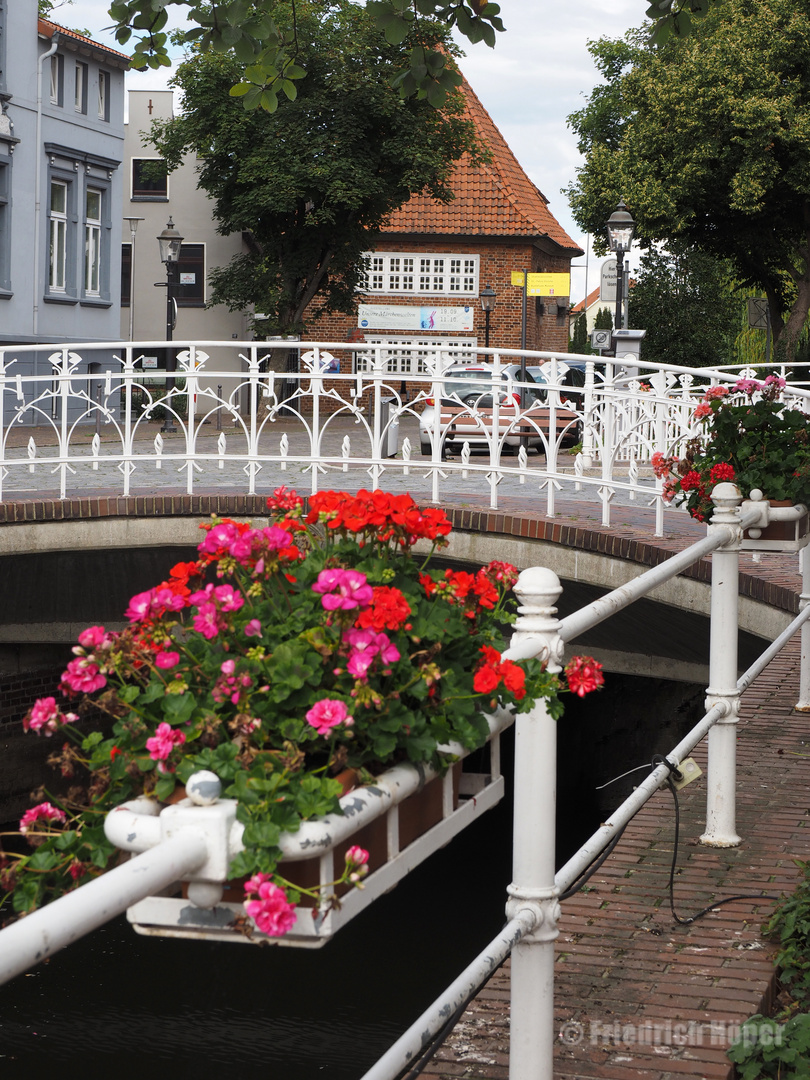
[
  {"x1": 419, "y1": 364, "x2": 580, "y2": 457},
  {"x1": 525, "y1": 360, "x2": 588, "y2": 406}
]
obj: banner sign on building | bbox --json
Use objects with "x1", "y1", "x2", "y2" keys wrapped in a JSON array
[
  {"x1": 600, "y1": 258, "x2": 617, "y2": 303},
  {"x1": 357, "y1": 305, "x2": 475, "y2": 332},
  {"x1": 526, "y1": 272, "x2": 570, "y2": 297}
]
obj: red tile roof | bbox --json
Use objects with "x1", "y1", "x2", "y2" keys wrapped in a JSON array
[
  {"x1": 572, "y1": 286, "x2": 601, "y2": 313},
  {"x1": 38, "y1": 18, "x2": 131, "y2": 64},
  {"x1": 384, "y1": 76, "x2": 581, "y2": 255}
]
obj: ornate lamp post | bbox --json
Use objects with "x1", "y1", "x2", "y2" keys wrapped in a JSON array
[
  {"x1": 156, "y1": 218, "x2": 183, "y2": 433},
  {"x1": 606, "y1": 200, "x2": 635, "y2": 337},
  {"x1": 480, "y1": 284, "x2": 496, "y2": 350}
]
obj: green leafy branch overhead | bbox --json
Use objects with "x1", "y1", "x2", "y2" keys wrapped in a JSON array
[{"x1": 106, "y1": 0, "x2": 504, "y2": 110}]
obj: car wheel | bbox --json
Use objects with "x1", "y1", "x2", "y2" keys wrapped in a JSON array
[{"x1": 420, "y1": 439, "x2": 433, "y2": 457}]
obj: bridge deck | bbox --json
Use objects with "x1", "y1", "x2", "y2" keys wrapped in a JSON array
[{"x1": 1, "y1": 485, "x2": 807, "y2": 1079}]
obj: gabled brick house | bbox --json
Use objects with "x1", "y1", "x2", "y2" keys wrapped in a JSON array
[{"x1": 312, "y1": 77, "x2": 582, "y2": 374}]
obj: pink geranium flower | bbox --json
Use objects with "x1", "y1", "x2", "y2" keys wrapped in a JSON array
[
  {"x1": 145, "y1": 722, "x2": 186, "y2": 765},
  {"x1": 61, "y1": 658, "x2": 107, "y2": 695},
  {"x1": 23, "y1": 697, "x2": 76, "y2": 736},
  {"x1": 125, "y1": 590, "x2": 155, "y2": 622},
  {"x1": 192, "y1": 602, "x2": 221, "y2": 640},
  {"x1": 243, "y1": 880, "x2": 297, "y2": 937},
  {"x1": 305, "y1": 698, "x2": 353, "y2": 736},
  {"x1": 77, "y1": 625, "x2": 113, "y2": 651},
  {"x1": 244, "y1": 618, "x2": 262, "y2": 637},
  {"x1": 19, "y1": 802, "x2": 66, "y2": 834},
  {"x1": 155, "y1": 650, "x2": 180, "y2": 670},
  {"x1": 312, "y1": 568, "x2": 374, "y2": 611},
  {"x1": 344, "y1": 628, "x2": 400, "y2": 680}
]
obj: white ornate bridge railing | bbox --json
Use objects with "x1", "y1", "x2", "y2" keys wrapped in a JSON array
[{"x1": 2, "y1": 339, "x2": 809, "y2": 536}]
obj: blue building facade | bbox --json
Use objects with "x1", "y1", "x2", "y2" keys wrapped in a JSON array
[{"x1": 0, "y1": 2, "x2": 127, "y2": 347}]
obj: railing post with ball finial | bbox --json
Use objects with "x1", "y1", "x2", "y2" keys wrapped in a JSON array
[{"x1": 503, "y1": 567, "x2": 566, "y2": 1080}]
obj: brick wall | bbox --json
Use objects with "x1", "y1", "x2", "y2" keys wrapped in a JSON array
[
  {"x1": 0, "y1": 667, "x2": 65, "y2": 727},
  {"x1": 308, "y1": 236, "x2": 573, "y2": 356}
]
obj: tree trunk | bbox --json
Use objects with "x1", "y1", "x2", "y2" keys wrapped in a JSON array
[{"x1": 778, "y1": 274, "x2": 810, "y2": 363}]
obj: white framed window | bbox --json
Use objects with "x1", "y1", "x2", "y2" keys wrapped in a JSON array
[
  {"x1": 49, "y1": 54, "x2": 63, "y2": 106},
  {"x1": 49, "y1": 179, "x2": 68, "y2": 291},
  {"x1": 84, "y1": 187, "x2": 102, "y2": 295},
  {"x1": 74, "y1": 62, "x2": 87, "y2": 113},
  {"x1": 97, "y1": 70, "x2": 109, "y2": 121},
  {"x1": 358, "y1": 336, "x2": 477, "y2": 375},
  {"x1": 364, "y1": 253, "x2": 479, "y2": 297}
]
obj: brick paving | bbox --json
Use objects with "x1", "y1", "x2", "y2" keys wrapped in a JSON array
[{"x1": 2, "y1": 441, "x2": 809, "y2": 1080}]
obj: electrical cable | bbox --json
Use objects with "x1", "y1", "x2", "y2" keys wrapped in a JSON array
[
  {"x1": 594, "y1": 761, "x2": 654, "y2": 790},
  {"x1": 652, "y1": 755, "x2": 781, "y2": 924}
]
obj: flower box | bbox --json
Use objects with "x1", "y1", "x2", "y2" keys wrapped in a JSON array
[{"x1": 123, "y1": 710, "x2": 511, "y2": 947}]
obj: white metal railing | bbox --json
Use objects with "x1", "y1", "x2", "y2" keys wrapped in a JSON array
[
  {"x1": 0, "y1": 487, "x2": 807, "y2": 1079},
  {"x1": 4, "y1": 339, "x2": 810, "y2": 535}
]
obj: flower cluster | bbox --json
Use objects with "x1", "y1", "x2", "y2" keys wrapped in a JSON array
[
  {"x1": 654, "y1": 376, "x2": 810, "y2": 522},
  {"x1": 3, "y1": 486, "x2": 603, "y2": 937}
]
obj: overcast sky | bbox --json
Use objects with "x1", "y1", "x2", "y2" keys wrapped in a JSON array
[{"x1": 62, "y1": 0, "x2": 646, "y2": 303}]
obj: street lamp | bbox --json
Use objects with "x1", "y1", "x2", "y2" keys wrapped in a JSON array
[
  {"x1": 123, "y1": 216, "x2": 144, "y2": 341},
  {"x1": 606, "y1": 200, "x2": 635, "y2": 336},
  {"x1": 480, "y1": 284, "x2": 496, "y2": 350},
  {"x1": 157, "y1": 217, "x2": 183, "y2": 433}
]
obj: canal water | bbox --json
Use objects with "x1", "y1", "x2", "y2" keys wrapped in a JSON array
[{"x1": 0, "y1": 671, "x2": 705, "y2": 1080}]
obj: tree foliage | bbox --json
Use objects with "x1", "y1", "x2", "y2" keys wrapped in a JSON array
[
  {"x1": 566, "y1": 0, "x2": 810, "y2": 359},
  {"x1": 569, "y1": 312, "x2": 591, "y2": 354},
  {"x1": 106, "y1": 0, "x2": 503, "y2": 110},
  {"x1": 628, "y1": 244, "x2": 742, "y2": 369},
  {"x1": 148, "y1": 1, "x2": 481, "y2": 334},
  {"x1": 593, "y1": 307, "x2": 613, "y2": 331}
]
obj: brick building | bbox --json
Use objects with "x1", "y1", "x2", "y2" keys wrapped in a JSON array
[{"x1": 310, "y1": 76, "x2": 582, "y2": 376}]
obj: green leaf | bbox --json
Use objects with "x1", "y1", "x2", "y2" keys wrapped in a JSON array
[
  {"x1": 242, "y1": 820, "x2": 282, "y2": 847},
  {"x1": 162, "y1": 692, "x2": 196, "y2": 725}
]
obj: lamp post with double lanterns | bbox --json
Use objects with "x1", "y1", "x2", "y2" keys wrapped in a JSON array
[
  {"x1": 156, "y1": 217, "x2": 183, "y2": 433},
  {"x1": 606, "y1": 200, "x2": 635, "y2": 342},
  {"x1": 480, "y1": 284, "x2": 496, "y2": 350}
]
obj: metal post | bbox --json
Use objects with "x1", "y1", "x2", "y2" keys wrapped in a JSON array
[
  {"x1": 581, "y1": 357, "x2": 595, "y2": 468},
  {"x1": 614, "y1": 246, "x2": 625, "y2": 341},
  {"x1": 504, "y1": 567, "x2": 565, "y2": 1080},
  {"x1": 216, "y1": 383, "x2": 223, "y2": 431},
  {"x1": 161, "y1": 259, "x2": 178, "y2": 434},
  {"x1": 797, "y1": 545, "x2": 810, "y2": 711},
  {"x1": 700, "y1": 481, "x2": 743, "y2": 847}
]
